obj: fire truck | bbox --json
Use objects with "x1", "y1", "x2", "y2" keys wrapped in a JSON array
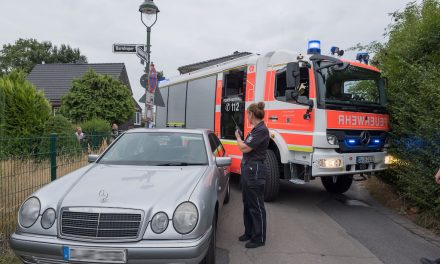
[{"x1": 155, "y1": 41, "x2": 390, "y2": 201}]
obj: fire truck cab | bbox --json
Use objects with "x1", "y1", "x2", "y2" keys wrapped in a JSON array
[{"x1": 156, "y1": 45, "x2": 390, "y2": 201}]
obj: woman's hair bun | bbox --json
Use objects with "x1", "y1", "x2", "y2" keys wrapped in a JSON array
[{"x1": 257, "y1": 102, "x2": 265, "y2": 110}]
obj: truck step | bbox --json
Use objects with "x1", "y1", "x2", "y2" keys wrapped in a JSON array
[{"x1": 289, "y1": 179, "x2": 306, "y2": 185}]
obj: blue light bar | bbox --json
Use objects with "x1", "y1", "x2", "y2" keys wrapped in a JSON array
[
  {"x1": 347, "y1": 139, "x2": 356, "y2": 144},
  {"x1": 373, "y1": 139, "x2": 381, "y2": 144},
  {"x1": 307, "y1": 40, "x2": 321, "y2": 55},
  {"x1": 356, "y1": 52, "x2": 370, "y2": 64}
]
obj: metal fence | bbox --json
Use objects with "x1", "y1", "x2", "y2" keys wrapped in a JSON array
[{"x1": 0, "y1": 133, "x2": 110, "y2": 250}]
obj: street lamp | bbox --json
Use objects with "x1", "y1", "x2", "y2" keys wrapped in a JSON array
[{"x1": 139, "y1": 0, "x2": 159, "y2": 127}]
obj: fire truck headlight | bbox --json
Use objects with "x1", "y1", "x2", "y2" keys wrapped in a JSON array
[
  {"x1": 327, "y1": 135, "x2": 339, "y2": 145},
  {"x1": 318, "y1": 158, "x2": 343, "y2": 168},
  {"x1": 385, "y1": 155, "x2": 396, "y2": 165}
]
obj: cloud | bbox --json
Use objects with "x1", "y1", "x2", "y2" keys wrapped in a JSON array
[{"x1": 0, "y1": 0, "x2": 410, "y2": 105}]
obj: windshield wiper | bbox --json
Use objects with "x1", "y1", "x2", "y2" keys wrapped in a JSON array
[{"x1": 155, "y1": 162, "x2": 206, "y2": 166}]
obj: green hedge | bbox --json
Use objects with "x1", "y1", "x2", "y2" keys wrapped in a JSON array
[{"x1": 370, "y1": 0, "x2": 440, "y2": 215}]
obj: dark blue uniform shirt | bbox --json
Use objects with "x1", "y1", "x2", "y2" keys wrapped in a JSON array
[{"x1": 243, "y1": 121, "x2": 269, "y2": 162}]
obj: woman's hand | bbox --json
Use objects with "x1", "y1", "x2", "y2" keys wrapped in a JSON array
[{"x1": 235, "y1": 130, "x2": 242, "y2": 140}]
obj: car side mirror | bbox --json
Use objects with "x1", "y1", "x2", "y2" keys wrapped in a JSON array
[
  {"x1": 285, "y1": 89, "x2": 299, "y2": 101},
  {"x1": 286, "y1": 62, "x2": 300, "y2": 89},
  {"x1": 88, "y1": 154, "x2": 99, "y2": 163},
  {"x1": 215, "y1": 157, "x2": 232, "y2": 167}
]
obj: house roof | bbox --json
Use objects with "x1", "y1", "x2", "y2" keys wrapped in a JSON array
[
  {"x1": 27, "y1": 63, "x2": 133, "y2": 104},
  {"x1": 177, "y1": 51, "x2": 252, "y2": 74}
]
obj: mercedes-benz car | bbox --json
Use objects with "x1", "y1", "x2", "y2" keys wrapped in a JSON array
[{"x1": 10, "y1": 129, "x2": 231, "y2": 264}]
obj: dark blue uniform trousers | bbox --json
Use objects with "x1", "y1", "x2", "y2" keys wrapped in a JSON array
[{"x1": 241, "y1": 160, "x2": 267, "y2": 244}]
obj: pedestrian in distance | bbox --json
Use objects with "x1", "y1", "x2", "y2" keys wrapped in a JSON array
[
  {"x1": 419, "y1": 168, "x2": 440, "y2": 264},
  {"x1": 110, "y1": 123, "x2": 119, "y2": 143},
  {"x1": 235, "y1": 102, "x2": 269, "y2": 249},
  {"x1": 75, "y1": 127, "x2": 85, "y2": 143}
]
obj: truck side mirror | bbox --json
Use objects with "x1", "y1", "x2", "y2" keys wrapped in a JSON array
[
  {"x1": 285, "y1": 89, "x2": 299, "y2": 101},
  {"x1": 286, "y1": 62, "x2": 300, "y2": 89}
]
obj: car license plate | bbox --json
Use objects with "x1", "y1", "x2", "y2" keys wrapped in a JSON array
[
  {"x1": 356, "y1": 156, "x2": 374, "y2": 164},
  {"x1": 63, "y1": 246, "x2": 127, "y2": 263}
]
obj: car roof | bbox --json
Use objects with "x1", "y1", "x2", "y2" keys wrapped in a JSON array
[{"x1": 124, "y1": 128, "x2": 213, "y2": 135}]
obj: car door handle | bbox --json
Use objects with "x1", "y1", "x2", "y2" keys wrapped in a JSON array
[{"x1": 269, "y1": 116, "x2": 278, "y2": 120}]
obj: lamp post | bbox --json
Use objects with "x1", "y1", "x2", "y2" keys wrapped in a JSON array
[{"x1": 139, "y1": 0, "x2": 159, "y2": 127}]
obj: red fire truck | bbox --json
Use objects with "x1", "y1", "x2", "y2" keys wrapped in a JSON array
[{"x1": 156, "y1": 42, "x2": 390, "y2": 201}]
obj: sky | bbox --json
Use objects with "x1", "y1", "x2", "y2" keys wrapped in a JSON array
[{"x1": 0, "y1": 0, "x2": 412, "y2": 107}]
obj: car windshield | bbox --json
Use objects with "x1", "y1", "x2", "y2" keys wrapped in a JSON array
[
  {"x1": 98, "y1": 132, "x2": 208, "y2": 166},
  {"x1": 316, "y1": 63, "x2": 387, "y2": 110}
]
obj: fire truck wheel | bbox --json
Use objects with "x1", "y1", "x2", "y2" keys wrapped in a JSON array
[
  {"x1": 321, "y1": 175, "x2": 353, "y2": 194},
  {"x1": 264, "y1": 150, "x2": 280, "y2": 202}
]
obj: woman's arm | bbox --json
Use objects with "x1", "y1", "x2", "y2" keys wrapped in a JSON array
[{"x1": 235, "y1": 130, "x2": 253, "y2": 153}]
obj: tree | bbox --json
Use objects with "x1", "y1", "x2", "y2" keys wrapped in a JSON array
[
  {"x1": 354, "y1": 0, "x2": 440, "y2": 214},
  {"x1": 0, "y1": 38, "x2": 87, "y2": 75},
  {"x1": 0, "y1": 71, "x2": 51, "y2": 138},
  {"x1": 60, "y1": 69, "x2": 135, "y2": 124}
]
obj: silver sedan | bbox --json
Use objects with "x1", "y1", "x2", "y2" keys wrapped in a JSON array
[{"x1": 10, "y1": 129, "x2": 232, "y2": 264}]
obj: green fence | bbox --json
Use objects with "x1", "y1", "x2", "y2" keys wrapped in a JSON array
[{"x1": 0, "y1": 134, "x2": 110, "y2": 250}]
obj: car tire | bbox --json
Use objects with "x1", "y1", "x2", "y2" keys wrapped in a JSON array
[
  {"x1": 200, "y1": 215, "x2": 216, "y2": 264},
  {"x1": 321, "y1": 175, "x2": 353, "y2": 194},
  {"x1": 223, "y1": 181, "x2": 230, "y2": 204},
  {"x1": 264, "y1": 150, "x2": 280, "y2": 202}
]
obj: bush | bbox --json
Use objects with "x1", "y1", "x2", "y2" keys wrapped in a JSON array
[
  {"x1": 364, "y1": 0, "x2": 440, "y2": 215},
  {"x1": 41, "y1": 115, "x2": 81, "y2": 157},
  {"x1": 60, "y1": 69, "x2": 135, "y2": 124},
  {"x1": 80, "y1": 118, "x2": 110, "y2": 150},
  {"x1": 0, "y1": 71, "x2": 51, "y2": 158}
]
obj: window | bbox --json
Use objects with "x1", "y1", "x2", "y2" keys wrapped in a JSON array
[
  {"x1": 274, "y1": 66, "x2": 310, "y2": 102},
  {"x1": 223, "y1": 69, "x2": 246, "y2": 98},
  {"x1": 134, "y1": 112, "x2": 141, "y2": 125},
  {"x1": 99, "y1": 132, "x2": 208, "y2": 166},
  {"x1": 209, "y1": 133, "x2": 225, "y2": 157}
]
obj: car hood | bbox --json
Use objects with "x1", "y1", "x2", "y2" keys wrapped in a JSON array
[{"x1": 59, "y1": 164, "x2": 207, "y2": 218}]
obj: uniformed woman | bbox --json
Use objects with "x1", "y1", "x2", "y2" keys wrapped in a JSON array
[{"x1": 235, "y1": 102, "x2": 269, "y2": 248}]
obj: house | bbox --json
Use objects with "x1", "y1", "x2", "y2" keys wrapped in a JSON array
[{"x1": 27, "y1": 63, "x2": 142, "y2": 128}]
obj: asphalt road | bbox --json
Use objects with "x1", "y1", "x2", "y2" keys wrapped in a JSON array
[{"x1": 215, "y1": 175, "x2": 440, "y2": 264}]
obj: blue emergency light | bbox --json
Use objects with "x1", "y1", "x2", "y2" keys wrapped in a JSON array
[
  {"x1": 307, "y1": 40, "x2": 321, "y2": 55},
  {"x1": 330, "y1": 46, "x2": 344, "y2": 57},
  {"x1": 356, "y1": 52, "x2": 370, "y2": 64}
]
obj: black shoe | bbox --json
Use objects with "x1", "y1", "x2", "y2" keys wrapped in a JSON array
[
  {"x1": 420, "y1": 258, "x2": 439, "y2": 264},
  {"x1": 238, "y1": 234, "x2": 251, "y2": 242},
  {"x1": 245, "y1": 241, "x2": 265, "y2": 248}
]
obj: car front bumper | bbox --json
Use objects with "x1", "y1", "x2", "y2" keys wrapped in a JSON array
[{"x1": 10, "y1": 227, "x2": 212, "y2": 264}]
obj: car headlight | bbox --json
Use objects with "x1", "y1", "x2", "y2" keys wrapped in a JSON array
[
  {"x1": 18, "y1": 197, "x2": 41, "y2": 228},
  {"x1": 151, "y1": 212, "x2": 169, "y2": 234},
  {"x1": 327, "y1": 134, "x2": 339, "y2": 145},
  {"x1": 173, "y1": 202, "x2": 198, "y2": 234},
  {"x1": 41, "y1": 208, "x2": 56, "y2": 229}
]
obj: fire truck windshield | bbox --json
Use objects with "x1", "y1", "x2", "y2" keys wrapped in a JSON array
[{"x1": 316, "y1": 62, "x2": 387, "y2": 113}]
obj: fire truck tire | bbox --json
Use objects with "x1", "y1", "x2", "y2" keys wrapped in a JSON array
[
  {"x1": 264, "y1": 150, "x2": 280, "y2": 202},
  {"x1": 321, "y1": 175, "x2": 353, "y2": 194}
]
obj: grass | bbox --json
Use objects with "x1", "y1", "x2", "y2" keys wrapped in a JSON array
[
  {"x1": 0, "y1": 248, "x2": 20, "y2": 264},
  {"x1": 364, "y1": 176, "x2": 440, "y2": 236}
]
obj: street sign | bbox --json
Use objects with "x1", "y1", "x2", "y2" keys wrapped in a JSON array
[
  {"x1": 136, "y1": 46, "x2": 148, "y2": 62},
  {"x1": 112, "y1": 44, "x2": 141, "y2": 53},
  {"x1": 149, "y1": 64, "x2": 158, "y2": 93},
  {"x1": 140, "y1": 74, "x2": 148, "y2": 89}
]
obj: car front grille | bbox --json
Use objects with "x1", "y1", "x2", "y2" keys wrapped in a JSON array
[{"x1": 60, "y1": 210, "x2": 142, "y2": 240}]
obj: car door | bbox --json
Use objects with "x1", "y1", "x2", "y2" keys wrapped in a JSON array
[{"x1": 208, "y1": 133, "x2": 228, "y2": 203}]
